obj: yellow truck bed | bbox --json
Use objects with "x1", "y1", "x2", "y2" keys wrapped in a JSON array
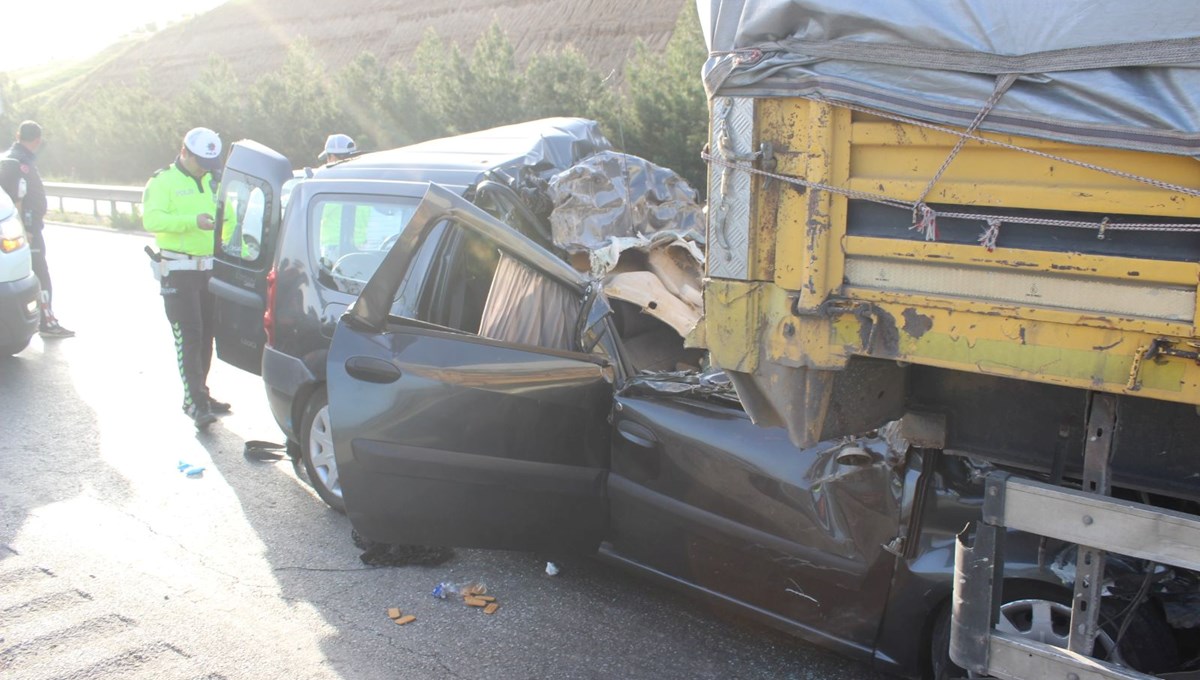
[{"x1": 702, "y1": 97, "x2": 1200, "y2": 456}]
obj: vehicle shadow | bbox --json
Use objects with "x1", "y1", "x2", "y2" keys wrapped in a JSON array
[
  {"x1": 0, "y1": 347, "x2": 134, "y2": 561},
  {"x1": 192, "y1": 418, "x2": 888, "y2": 680}
]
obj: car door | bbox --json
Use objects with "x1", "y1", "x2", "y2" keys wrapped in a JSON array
[
  {"x1": 607, "y1": 386, "x2": 906, "y2": 654},
  {"x1": 210, "y1": 141, "x2": 293, "y2": 374},
  {"x1": 328, "y1": 184, "x2": 615, "y2": 552}
]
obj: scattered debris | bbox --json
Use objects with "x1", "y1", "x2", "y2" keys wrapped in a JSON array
[
  {"x1": 243, "y1": 440, "x2": 286, "y2": 462},
  {"x1": 545, "y1": 561, "x2": 560, "y2": 576},
  {"x1": 177, "y1": 461, "x2": 205, "y2": 478},
  {"x1": 352, "y1": 530, "x2": 454, "y2": 566},
  {"x1": 431, "y1": 580, "x2": 503, "y2": 615},
  {"x1": 432, "y1": 581, "x2": 487, "y2": 599},
  {"x1": 386, "y1": 608, "x2": 416, "y2": 625}
]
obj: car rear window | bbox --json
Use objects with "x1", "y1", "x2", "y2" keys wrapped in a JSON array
[{"x1": 311, "y1": 195, "x2": 420, "y2": 295}]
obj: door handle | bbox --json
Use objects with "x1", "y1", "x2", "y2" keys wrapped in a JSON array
[
  {"x1": 617, "y1": 420, "x2": 658, "y2": 449},
  {"x1": 344, "y1": 356, "x2": 402, "y2": 384}
]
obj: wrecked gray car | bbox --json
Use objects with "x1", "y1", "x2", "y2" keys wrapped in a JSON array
[{"x1": 323, "y1": 183, "x2": 1196, "y2": 678}]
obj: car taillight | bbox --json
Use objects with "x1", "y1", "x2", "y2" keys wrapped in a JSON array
[
  {"x1": 0, "y1": 236, "x2": 23, "y2": 253},
  {"x1": 264, "y1": 267, "x2": 277, "y2": 347}
]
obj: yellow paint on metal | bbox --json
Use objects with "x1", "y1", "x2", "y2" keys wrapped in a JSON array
[
  {"x1": 847, "y1": 119, "x2": 1200, "y2": 217},
  {"x1": 844, "y1": 237, "x2": 1198, "y2": 287},
  {"x1": 702, "y1": 279, "x2": 764, "y2": 373},
  {"x1": 824, "y1": 305, "x2": 1190, "y2": 399},
  {"x1": 768, "y1": 99, "x2": 851, "y2": 300},
  {"x1": 708, "y1": 98, "x2": 1200, "y2": 410}
]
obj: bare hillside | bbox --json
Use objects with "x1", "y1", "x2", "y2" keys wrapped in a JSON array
[{"x1": 61, "y1": 0, "x2": 688, "y2": 102}]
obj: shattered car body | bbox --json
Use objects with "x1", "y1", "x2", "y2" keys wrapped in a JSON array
[{"x1": 323, "y1": 184, "x2": 1191, "y2": 677}]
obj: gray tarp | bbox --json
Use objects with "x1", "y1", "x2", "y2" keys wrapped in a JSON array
[{"x1": 699, "y1": 0, "x2": 1200, "y2": 156}]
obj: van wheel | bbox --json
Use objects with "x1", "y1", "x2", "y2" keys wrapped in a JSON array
[
  {"x1": 929, "y1": 580, "x2": 1178, "y2": 679},
  {"x1": 300, "y1": 390, "x2": 345, "y2": 513}
]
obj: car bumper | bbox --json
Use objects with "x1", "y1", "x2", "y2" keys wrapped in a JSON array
[
  {"x1": 0, "y1": 273, "x2": 40, "y2": 348},
  {"x1": 262, "y1": 345, "x2": 318, "y2": 441}
]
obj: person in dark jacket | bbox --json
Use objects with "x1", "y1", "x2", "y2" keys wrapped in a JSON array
[{"x1": 0, "y1": 121, "x2": 74, "y2": 337}]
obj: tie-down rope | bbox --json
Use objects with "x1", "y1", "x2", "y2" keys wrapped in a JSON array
[{"x1": 703, "y1": 96, "x2": 1200, "y2": 251}]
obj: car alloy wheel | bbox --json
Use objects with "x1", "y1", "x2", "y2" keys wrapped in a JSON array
[
  {"x1": 996, "y1": 598, "x2": 1122, "y2": 663},
  {"x1": 301, "y1": 390, "x2": 345, "y2": 512}
]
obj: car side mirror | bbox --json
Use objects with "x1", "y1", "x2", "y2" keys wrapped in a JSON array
[{"x1": 578, "y1": 284, "x2": 613, "y2": 354}]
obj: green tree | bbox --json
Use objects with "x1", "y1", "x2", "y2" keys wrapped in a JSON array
[
  {"x1": 0, "y1": 73, "x2": 24, "y2": 143},
  {"x1": 390, "y1": 69, "x2": 446, "y2": 144},
  {"x1": 243, "y1": 41, "x2": 340, "y2": 165},
  {"x1": 335, "y1": 53, "x2": 405, "y2": 151},
  {"x1": 411, "y1": 28, "x2": 468, "y2": 135},
  {"x1": 622, "y1": 3, "x2": 709, "y2": 194},
  {"x1": 175, "y1": 57, "x2": 249, "y2": 153},
  {"x1": 458, "y1": 22, "x2": 524, "y2": 132},
  {"x1": 523, "y1": 46, "x2": 617, "y2": 130}
]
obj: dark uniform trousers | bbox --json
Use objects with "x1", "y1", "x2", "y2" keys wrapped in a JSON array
[{"x1": 161, "y1": 270, "x2": 214, "y2": 412}]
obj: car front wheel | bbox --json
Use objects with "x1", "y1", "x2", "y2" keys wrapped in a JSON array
[{"x1": 301, "y1": 390, "x2": 345, "y2": 513}]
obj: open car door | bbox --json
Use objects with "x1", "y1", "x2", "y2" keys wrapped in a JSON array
[
  {"x1": 328, "y1": 184, "x2": 614, "y2": 552},
  {"x1": 210, "y1": 141, "x2": 293, "y2": 374}
]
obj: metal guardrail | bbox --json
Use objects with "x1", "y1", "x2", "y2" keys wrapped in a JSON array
[{"x1": 44, "y1": 182, "x2": 143, "y2": 218}]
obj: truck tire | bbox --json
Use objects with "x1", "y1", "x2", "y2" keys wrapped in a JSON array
[
  {"x1": 930, "y1": 580, "x2": 1179, "y2": 679},
  {"x1": 300, "y1": 389, "x2": 345, "y2": 513}
]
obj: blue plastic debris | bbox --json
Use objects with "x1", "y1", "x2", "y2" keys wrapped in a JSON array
[{"x1": 177, "y1": 461, "x2": 206, "y2": 478}]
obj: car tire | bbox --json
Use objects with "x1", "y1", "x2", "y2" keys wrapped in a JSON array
[
  {"x1": 929, "y1": 580, "x2": 1179, "y2": 679},
  {"x1": 1, "y1": 337, "x2": 31, "y2": 356},
  {"x1": 300, "y1": 389, "x2": 345, "y2": 513}
]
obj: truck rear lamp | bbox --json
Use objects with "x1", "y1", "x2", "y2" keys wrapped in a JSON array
[{"x1": 0, "y1": 214, "x2": 25, "y2": 253}]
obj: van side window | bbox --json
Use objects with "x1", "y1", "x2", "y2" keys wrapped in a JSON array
[
  {"x1": 311, "y1": 196, "x2": 418, "y2": 296},
  {"x1": 219, "y1": 174, "x2": 269, "y2": 263}
]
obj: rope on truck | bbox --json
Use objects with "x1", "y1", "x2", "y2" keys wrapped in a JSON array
[{"x1": 704, "y1": 90, "x2": 1200, "y2": 252}]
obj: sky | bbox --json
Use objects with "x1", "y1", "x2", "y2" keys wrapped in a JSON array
[{"x1": 2, "y1": 0, "x2": 227, "y2": 72}]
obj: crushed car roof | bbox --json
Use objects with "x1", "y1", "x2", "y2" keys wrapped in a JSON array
[{"x1": 312, "y1": 118, "x2": 612, "y2": 190}]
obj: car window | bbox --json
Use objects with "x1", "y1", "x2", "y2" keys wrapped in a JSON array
[
  {"x1": 391, "y1": 220, "x2": 448, "y2": 318},
  {"x1": 394, "y1": 221, "x2": 583, "y2": 353},
  {"x1": 219, "y1": 172, "x2": 270, "y2": 263},
  {"x1": 312, "y1": 195, "x2": 419, "y2": 295}
]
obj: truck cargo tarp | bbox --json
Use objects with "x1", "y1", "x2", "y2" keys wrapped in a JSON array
[{"x1": 699, "y1": 0, "x2": 1200, "y2": 156}]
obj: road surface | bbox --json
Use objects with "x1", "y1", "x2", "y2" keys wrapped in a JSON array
[{"x1": 0, "y1": 224, "x2": 890, "y2": 680}]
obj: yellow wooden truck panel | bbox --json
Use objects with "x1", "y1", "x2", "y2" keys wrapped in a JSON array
[{"x1": 703, "y1": 98, "x2": 1200, "y2": 425}]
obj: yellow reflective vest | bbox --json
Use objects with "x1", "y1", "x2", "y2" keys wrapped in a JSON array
[{"x1": 142, "y1": 160, "x2": 224, "y2": 256}]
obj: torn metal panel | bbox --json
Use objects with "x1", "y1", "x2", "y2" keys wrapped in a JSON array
[
  {"x1": 548, "y1": 150, "x2": 705, "y2": 255},
  {"x1": 606, "y1": 271, "x2": 701, "y2": 339},
  {"x1": 621, "y1": 367, "x2": 740, "y2": 404}
]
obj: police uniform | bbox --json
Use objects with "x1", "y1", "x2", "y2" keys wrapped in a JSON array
[
  {"x1": 0, "y1": 136, "x2": 72, "y2": 336},
  {"x1": 142, "y1": 129, "x2": 228, "y2": 427}
]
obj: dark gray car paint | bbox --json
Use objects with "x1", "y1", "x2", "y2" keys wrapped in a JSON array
[{"x1": 324, "y1": 184, "x2": 1107, "y2": 679}]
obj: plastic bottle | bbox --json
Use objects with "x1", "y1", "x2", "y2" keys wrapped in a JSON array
[{"x1": 431, "y1": 581, "x2": 486, "y2": 599}]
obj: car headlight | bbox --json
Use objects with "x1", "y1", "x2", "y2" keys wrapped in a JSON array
[{"x1": 0, "y1": 213, "x2": 26, "y2": 253}]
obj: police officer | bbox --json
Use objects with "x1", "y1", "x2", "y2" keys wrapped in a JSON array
[
  {"x1": 142, "y1": 127, "x2": 229, "y2": 429},
  {"x1": 318, "y1": 133, "x2": 357, "y2": 164},
  {"x1": 0, "y1": 120, "x2": 74, "y2": 337}
]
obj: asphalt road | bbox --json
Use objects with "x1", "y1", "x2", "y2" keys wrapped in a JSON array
[{"x1": 0, "y1": 224, "x2": 891, "y2": 680}]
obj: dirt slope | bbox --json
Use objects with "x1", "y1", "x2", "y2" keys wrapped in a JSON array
[{"x1": 61, "y1": 0, "x2": 688, "y2": 102}]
